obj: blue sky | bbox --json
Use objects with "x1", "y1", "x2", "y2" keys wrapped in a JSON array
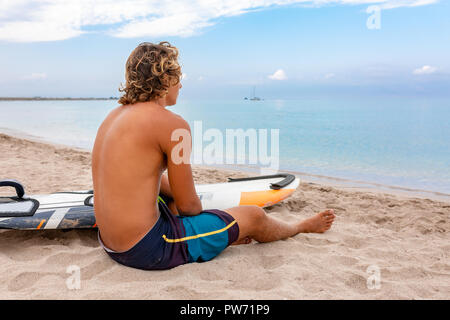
[{"x1": 0, "y1": 0, "x2": 449, "y2": 99}]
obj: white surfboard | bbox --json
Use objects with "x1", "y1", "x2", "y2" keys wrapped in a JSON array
[{"x1": 0, "y1": 174, "x2": 299, "y2": 230}]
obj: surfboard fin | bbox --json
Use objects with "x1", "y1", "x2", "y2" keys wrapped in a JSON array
[{"x1": 228, "y1": 173, "x2": 295, "y2": 190}]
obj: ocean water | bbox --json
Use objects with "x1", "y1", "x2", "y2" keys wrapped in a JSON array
[{"x1": 0, "y1": 97, "x2": 449, "y2": 194}]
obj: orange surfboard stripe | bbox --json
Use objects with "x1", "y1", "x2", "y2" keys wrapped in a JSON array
[
  {"x1": 239, "y1": 189, "x2": 295, "y2": 207},
  {"x1": 36, "y1": 219, "x2": 45, "y2": 230}
]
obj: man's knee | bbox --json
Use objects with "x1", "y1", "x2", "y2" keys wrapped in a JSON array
[{"x1": 247, "y1": 205, "x2": 266, "y2": 223}]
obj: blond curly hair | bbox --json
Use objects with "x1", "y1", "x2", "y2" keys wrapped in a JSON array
[{"x1": 118, "y1": 41, "x2": 182, "y2": 105}]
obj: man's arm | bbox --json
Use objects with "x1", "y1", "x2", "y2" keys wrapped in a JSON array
[
  {"x1": 159, "y1": 114, "x2": 202, "y2": 216},
  {"x1": 160, "y1": 173, "x2": 181, "y2": 215},
  {"x1": 159, "y1": 173, "x2": 173, "y2": 198}
]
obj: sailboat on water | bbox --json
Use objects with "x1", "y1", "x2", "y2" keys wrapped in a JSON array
[{"x1": 244, "y1": 86, "x2": 262, "y2": 101}]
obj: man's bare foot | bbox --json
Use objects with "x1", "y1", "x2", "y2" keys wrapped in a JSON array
[{"x1": 297, "y1": 209, "x2": 335, "y2": 233}]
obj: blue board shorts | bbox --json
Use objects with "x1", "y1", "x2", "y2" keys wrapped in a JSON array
[{"x1": 98, "y1": 196, "x2": 240, "y2": 270}]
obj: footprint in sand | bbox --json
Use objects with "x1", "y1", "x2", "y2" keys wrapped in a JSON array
[
  {"x1": 8, "y1": 272, "x2": 44, "y2": 291},
  {"x1": 80, "y1": 258, "x2": 116, "y2": 281},
  {"x1": 344, "y1": 272, "x2": 370, "y2": 293},
  {"x1": 285, "y1": 199, "x2": 309, "y2": 211},
  {"x1": 330, "y1": 255, "x2": 360, "y2": 266},
  {"x1": 258, "y1": 255, "x2": 286, "y2": 270},
  {"x1": 160, "y1": 285, "x2": 201, "y2": 299},
  {"x1": 302, "y1": 236, "x2": 337, "y2": 246},
  {"x1": 341, "y1": 236, "x2": 368, "y2": 250},
  {"x1": 375, "y1": 217, "x2": 393, "y2": 225}
]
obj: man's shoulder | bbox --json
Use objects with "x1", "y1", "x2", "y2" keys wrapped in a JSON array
[
  {"x1": 152, "y1": 109, "x2": 191, "y2": 155},
  {"x1": 149, "y1": 108, "x2": 190, "y2": 135},
  {"x1": 127, "y1": 106, "x2": 190, "y2": 146},
  {"x1": 161, "y1": 108, "x2": 189, "y2": 128},
  {"x1": 121, "y1": 104, "x2": 188, "y2": 131}
]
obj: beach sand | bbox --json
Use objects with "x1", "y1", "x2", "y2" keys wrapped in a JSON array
[{"x1": 0, "y1": 132, "x2": 449, "y2": 299}]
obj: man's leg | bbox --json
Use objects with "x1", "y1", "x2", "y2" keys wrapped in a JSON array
[{"x1": 223, "y1": 205, "x2": 335, "y2": 244}]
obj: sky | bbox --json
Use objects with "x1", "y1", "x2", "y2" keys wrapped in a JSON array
[{"x1": 0, "y1": 0, "x2": 449, "y2": 99}]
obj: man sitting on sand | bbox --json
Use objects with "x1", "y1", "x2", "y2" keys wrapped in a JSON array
[{"x1": 92, "y1": 42, "x2": 335, "y2": 270}]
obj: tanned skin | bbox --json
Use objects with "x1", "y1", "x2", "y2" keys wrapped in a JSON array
[{"x1": 92, "y1": 82, "x2": 335, "y2": 253}]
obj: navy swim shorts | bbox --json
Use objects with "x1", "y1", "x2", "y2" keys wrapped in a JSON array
[{"x1": 98, "y1": 197, "x2": 240, "y2": 270}]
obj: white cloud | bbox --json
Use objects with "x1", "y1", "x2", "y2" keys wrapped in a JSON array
[
  {"x1": 198, "y1": 76, "x2": 204, "y2": 81},
  {"x1": 324, "y1": 73, "x2": 335, "y2": 79},
  {"x1": 379, "y1": 0, "x2": 438, "y2": 9},
  {"x1": 0, "y1": 1, "x2": 439, "y2": 42},
  {"x1": 21, "y1": 73, "x2": 47, "y2": 80},
  {"x1": 268, "y1": 69, "x2": 287, "y2": 80},
  {"x1": 413, "y1": 65, "x2": 437, "y2": 75}
]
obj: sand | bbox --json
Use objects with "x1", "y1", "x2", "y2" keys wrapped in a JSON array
[{"x1": 0, "y1": 132, "x2": 449, "y2": 299}]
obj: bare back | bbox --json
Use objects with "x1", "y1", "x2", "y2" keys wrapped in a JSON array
[{"x1": 92, "y1": 103, "x2": 169, "y2": 252}]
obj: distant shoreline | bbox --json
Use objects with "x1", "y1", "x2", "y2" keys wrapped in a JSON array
[{"x1": 0, "y1": 97, "x2": 118, "y2": 101}]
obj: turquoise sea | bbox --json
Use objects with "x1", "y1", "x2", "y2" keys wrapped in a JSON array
[{"x1": 0, "y1": 97, "x2": 449, "y2": 195}]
